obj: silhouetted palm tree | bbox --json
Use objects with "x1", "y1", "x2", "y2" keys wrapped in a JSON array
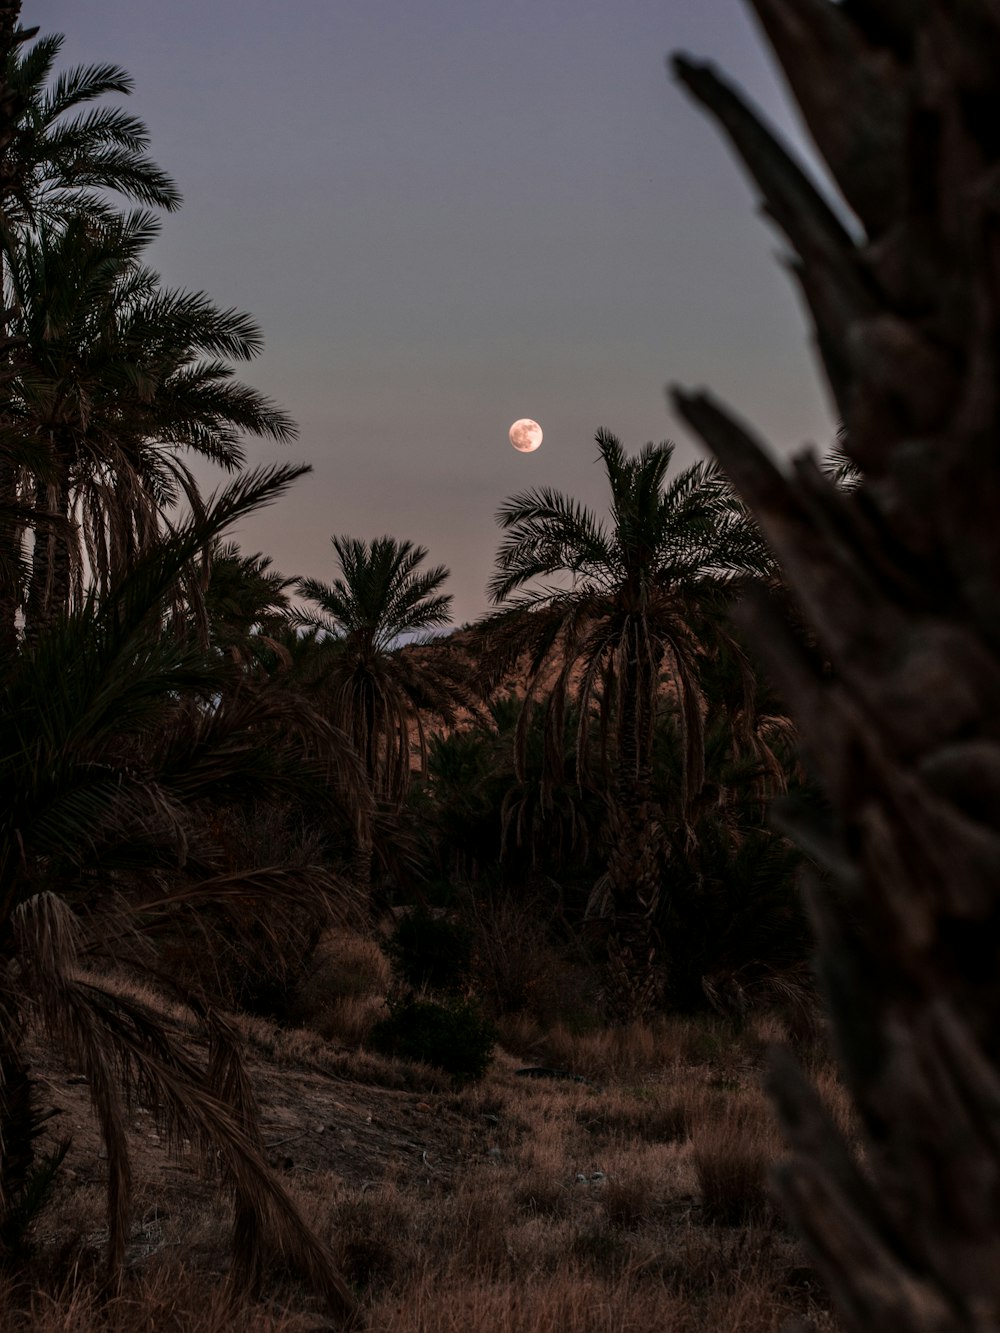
[
  {"x1": 2, "y1": 210, "x2": 295, "y2": 635},
  {"x1": 485, "y1": 429, "x2": 772, "y2": 1018},
  {"x1": 0, "y1": 13, "x2": 181, "y2": 647},
  {"x1": 294, "y1": 536, "x2": 475, "y2": 893},
  {"x1": 0, "y1": 24, "x2": 179, "y2": 242},
  {"x1": 199, "y1": 538, "x2": 294, "y2": 667},
  {"x1": 294, "y1": 536, "x2": 474, "y2": 799}
]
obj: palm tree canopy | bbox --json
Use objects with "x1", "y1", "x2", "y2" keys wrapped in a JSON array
[
  {"x1": 484, "y1": 429, "x2": 774, "y2": 804},
  {"x1": 5, "y1": 210, "x2": 295, "y2": 466},
  {"x1": 1, "y1": 30, "x2": 181, "y2": 238},
  {"x1": 3, "y1": 210, "x2": 296, "y2": 620},
  {"x1": 490, "y1": 429, "x2": 772, "y2": 609},
  {"x1": 297, "y1": 535, "x2": 452, "y2": 655},
  {"x1": 294, "y1": 536, "x2": 469, "y2": 806}
]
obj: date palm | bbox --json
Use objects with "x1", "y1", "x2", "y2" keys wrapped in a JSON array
[
  {"x1": 672, "y1": 1, "x2": 1000, "y2": 1325},
  {"x1": 295, "y1": 535, "x2": 471, "y2": 804},
  {"x1": 3, "y1": 209, "x2": 296, "y2": 635},
  {"x1": 199, "y1": 538, "x2": 294, "y2": 667},
  {"x1": 0, "y1": 10, "x2": 181, "y2": 647},
  {"x1": 485, "y1": 429, "x2": 773, "y2": 1018},
  {"x1": 0, "y1": 22, "x2": 179, "y2": 241}
]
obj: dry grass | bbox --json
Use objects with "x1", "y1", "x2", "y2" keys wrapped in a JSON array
[
  {"x1": 691, "y1": 1085, "x2": 783, "y2": 1226},
  {"x1": 13, "y1": 940, "x2": 846, "y2": 1331},
  {"x1": 290, "y1": 928, "x2": 391, "y2": 1039},
  {"x1": 0, "y1": 1266, "x2": 323, "y2": 1332}
]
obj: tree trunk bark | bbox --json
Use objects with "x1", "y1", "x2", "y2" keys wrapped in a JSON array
[
  {"x1": 674, "y1": 3, "x2": 1000, "y2": 1327},
  {"x1": 602, "y1": 631, "x2": 666, "y2": 1021},
  {"x1": 0, "y1": 457, "x2": 20, "y2": 656},
  {"x1": 25, "y1": 469, "x2": 72, "y2": 643},
  {"x1": 0, "y1": 6, "x2": 27, "y2": 655}
]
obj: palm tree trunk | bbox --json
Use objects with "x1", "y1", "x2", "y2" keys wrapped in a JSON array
[
  {"x1": 0, "y1": 952, "x2": 35, "y2": 1258},
  {"x1": 0, "y1": 9, "x2": 26, "y2": 655},
  {"x1": 603, "y1": 629, "x2": 665, "y2": 1021},
  {"x1": 0, "y1": 458, "x2": 19, "y2": 656},
  {"x1": 25, "y1": 469, "x2": 72, "y2": 643},
  {"x1": 602, "y1": 795, "x2": 665, "y2": 1022},
  {"x1": 674, "y1": 3, "x2": 1000, "y2": 1325}
]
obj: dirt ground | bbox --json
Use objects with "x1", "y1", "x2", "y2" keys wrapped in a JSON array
[{"x1": 29, "y1": 1022, "x2": 516, "y2": 1236}]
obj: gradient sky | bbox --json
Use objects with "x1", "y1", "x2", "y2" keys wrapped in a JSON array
[{"x1": 35, "y1": 0, "x2": 835, "y2": 625}]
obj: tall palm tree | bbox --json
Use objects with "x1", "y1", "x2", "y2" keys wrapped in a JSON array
[
  {"x1": 295, "y1": 536, "x2": 472, "y2": 802},
  {"x1": 484, "y1": 429, "x2": 773, "y2": 1018},
  {"x1": 294, "y1": 536, "x2": 475, "y2": 893},
  {"x1": 0, "y1": 23, "x2": 179, "y2": 242},
  {"x1": 0, "y1": 10, "x2": 181, "y2": 648},
  {"x1": 2, "y1": 209, "x2": 296, "y2": 635}
]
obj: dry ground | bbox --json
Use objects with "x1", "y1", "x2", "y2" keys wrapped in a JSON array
[{"x1": 4, "y1": 941, "x2": 846, "y2": 1332}]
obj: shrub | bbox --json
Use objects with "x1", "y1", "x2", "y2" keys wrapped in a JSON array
[
  {"x1": 368, "y1": 995, "x2": 496, "y2": 1084},
  {"x1": 387, "y1": 908, "x2": 473, "y2": 993},
  {"x1": 290, "y1": 928, "x2": 391, "y2": 1039}
]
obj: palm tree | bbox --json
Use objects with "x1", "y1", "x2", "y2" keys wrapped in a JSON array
[
  {"x1": 0, "y1": 22, "x2": 179, "y2": 241},
  {"x1": 0, "y1": 463, "x2": 357, "y2": 1316},
  {"x1": 484, "y1": 429, "x2": 773, "y2": 1018},
  {"x1": 198, "y1": 538, "x2": 295, "y2": 667},
  {"x1": 672, "y1": 2, "x2": 1000, "y2": 1324},
  {"x1": 294, "y1": 536, "x2": 475, "y2": 892},
  {"x1": 2, "y1": 209, "x2": 296, "y2": 635},
  {"x1": 0, "y1": 11, "x2": 181, "y2": 648},
  {"x1": 294, "y1": 536, "x2": 469, "y2": 800}
]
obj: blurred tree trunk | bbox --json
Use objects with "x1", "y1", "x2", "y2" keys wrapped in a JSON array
[
  {"x1": 0, "y1": 2, "x2": 26, "y2": 654},
  {"x1": 673, "y1": 2, "x2": 1000, "y2": 1328}
]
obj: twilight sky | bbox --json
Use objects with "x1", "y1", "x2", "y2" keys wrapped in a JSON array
[{"x1": 34, "y1": 0, "x2": 835, "y2": 626}]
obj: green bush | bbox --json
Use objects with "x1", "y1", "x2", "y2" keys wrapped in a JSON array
[
  {"x1": 387, "y1": 908, "x2": 472, "y2": 993},
  {"x1": 368, "y1": 996, "x2": 495, "y2": 1085}
]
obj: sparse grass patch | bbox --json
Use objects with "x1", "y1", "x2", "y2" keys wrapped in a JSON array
[
  {"x1": 291, "y1": 928, "x2": 390, "y2": 1032},
  {"x1": 576, "y1": 1086, "x2": 701, "y2": 1145},
  {"x1": 0, "y1": 1262, "x2": 323, "y2": 1332},
  {"x1": 19, "y1": 976, "x2": 839, "y2": 1332},
  {"x1": 363, "y1": 1268, "x2": 684, "y2": 1333},
  {"x1": 307, "y1": 993, "x2": 387, "y2": 1046},
  {"x1": 691, "y1": 1087, "x2": 783, "y2": 1227},
  {"x1": 515, "y1": 1168, "x2": 573, "y2": 1218},
  {"x1": 326, "y1": 1180, "x2": 415, "y2": 1293},
  {"x1": 518, "y1": 1016, "x2": 688, "y2": 1081}
]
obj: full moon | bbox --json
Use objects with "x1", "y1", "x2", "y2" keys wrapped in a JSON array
[{"x1": 509, "y1": 418, "x2": 543, "y2": 453}]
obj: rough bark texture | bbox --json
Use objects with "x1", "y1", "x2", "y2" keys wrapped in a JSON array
[
  {"x1": 673, "y1": 3, "x2": 1000, "y2": 1328},
  {"x1": 0, "y1": 2, "x2": 26, "y2": 655},
  {"x1": 24, "y1": 471, "x2": 74, "y2": 642},
  {"x1": 602, "y1": 644, "x2": 667, "y2": 1021},
  {"x1": 602, "y1": 794, "x2": 666, "y2": 1021}
]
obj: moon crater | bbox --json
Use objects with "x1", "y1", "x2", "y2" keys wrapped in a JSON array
[{"x1": 509, "y1": 418, "x2": 543, "y2": 452}]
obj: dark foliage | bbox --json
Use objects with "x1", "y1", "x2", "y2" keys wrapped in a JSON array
[
  {"x1": 386, "y1": 907, "x2": 473, "y2": 995},
  {"x1": 368, "y1": 995, "x2": 496, "y2": 1085}
]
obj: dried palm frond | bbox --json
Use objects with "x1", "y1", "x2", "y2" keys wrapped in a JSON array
[
  {"x1": 0, "y1": 468, "x2": 358, "y2": 1316},
  {"x1": 11, "y1": 893, "x2": 353, "y2": 1314}
]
